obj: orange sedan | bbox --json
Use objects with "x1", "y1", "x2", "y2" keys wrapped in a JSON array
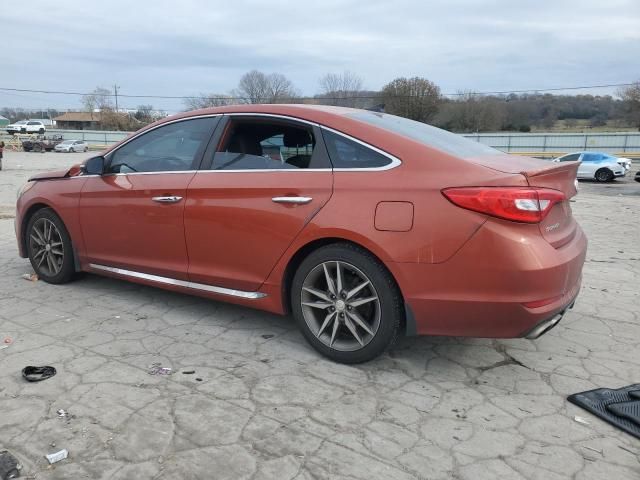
[{"x1": 15, "y1": 105, "x2": 587, "y2": 363}]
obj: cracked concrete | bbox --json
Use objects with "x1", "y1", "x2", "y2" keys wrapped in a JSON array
[{"x1": 0, "y1": 152, "x2": 639, "y2": 479}]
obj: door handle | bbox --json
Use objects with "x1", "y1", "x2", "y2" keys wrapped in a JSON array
[
  {"x1": 152, "y1": 196, "x2": 183, "y2": 203},
  {"x1": 272, "y1": 196, "x2": 313, "y2": 205}
]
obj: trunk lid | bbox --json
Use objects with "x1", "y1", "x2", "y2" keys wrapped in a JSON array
[{"x1": 468, "y1": 154, "x2": 579, "y2": 248}]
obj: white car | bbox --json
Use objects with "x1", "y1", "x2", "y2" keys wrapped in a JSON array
[
  {"x1": 6, "y1": 120, "x2": 46, "y2": 135},
  {"x1": 54, "y1": 140, "x2": 89, "y2": 153},
  {"x1": 553, "y1": 152, "x2": 627, "y2": 182},
  {"x1": 616, "y1": 157, "x2": 633, "y2": 173}
]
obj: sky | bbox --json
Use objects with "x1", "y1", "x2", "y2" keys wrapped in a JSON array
[{"x1": 1, "y1": 0, "x2": 639, "y2": 113}]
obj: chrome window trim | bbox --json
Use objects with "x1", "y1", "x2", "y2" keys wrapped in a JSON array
[
  {"x1": 89, "y1": 263, "x2": 267, "y2": 299},
  {"x1": 225, "y1": 112, "x2": 320, "y2": 127},
  {"x1": 99, "y1": 111, "x2": 401, "y2": 174},
  {"x1": 321, "y1": 126, "x2": 402, "y2": 171}
]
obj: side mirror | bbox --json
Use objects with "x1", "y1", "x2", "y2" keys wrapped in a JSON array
[{"x1": 83, "y1": 156, "x2": 105, "y2": 175}]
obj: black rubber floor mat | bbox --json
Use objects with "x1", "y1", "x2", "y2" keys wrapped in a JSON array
[
  {"x1": 568, "y1": 384, "x2": 640, "y2": 439},
  {"x1": 607, "y1": 400, "x2": 640, "y2": 427}
]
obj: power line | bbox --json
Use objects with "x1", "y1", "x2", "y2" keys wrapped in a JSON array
[{"x1": 0, "y1": 82, "x2": 634, "y2": 102}]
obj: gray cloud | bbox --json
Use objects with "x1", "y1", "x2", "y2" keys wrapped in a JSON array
[{"x1": 2, "y1": 0, "x2": 639, "y2": 112}]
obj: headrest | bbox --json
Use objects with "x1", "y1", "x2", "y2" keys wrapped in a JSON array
[{"x1": 283, "y1": 129, "x2": 312, "y2": 148}]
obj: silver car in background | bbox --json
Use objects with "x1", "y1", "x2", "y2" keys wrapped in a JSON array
[
  {"x1": 553, "y1": 152, "x2": 628, "y2": 182},
  {"x1": 54, "y1": 140, "x2": 89, "y2": 153}
]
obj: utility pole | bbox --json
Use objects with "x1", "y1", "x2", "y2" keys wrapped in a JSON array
[{"x1": 113, "y1": 84, "x2": 120, "y2": 112}]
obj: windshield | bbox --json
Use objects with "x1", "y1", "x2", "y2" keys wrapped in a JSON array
[
  {"x1": 346, "y1": 111, "x2": 500, "y2": 157},
  {"x1": 15, "y1": 120, "x2": 27, "y2": 125}
]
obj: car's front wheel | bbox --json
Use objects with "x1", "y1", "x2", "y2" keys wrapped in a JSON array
[
  {"x1": 26, "y1": 208, "x2": 75, "y2": 284},
  {"x1": 291, "y1": 243, "x2": 402, "y2": 364},
  {"x1": 595, "y1": 168, "x2": 613, "y2": 182}
]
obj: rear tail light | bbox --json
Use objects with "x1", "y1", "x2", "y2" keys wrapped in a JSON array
[{"x1": 442, "y1": 187, "x2": 565, "y2": 223}]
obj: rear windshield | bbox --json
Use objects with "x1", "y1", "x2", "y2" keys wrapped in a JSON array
[{"x1": 347, "y1": 111, "x2": 500, "y2": 158}]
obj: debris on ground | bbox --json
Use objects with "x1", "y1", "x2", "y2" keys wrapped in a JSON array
[
  {"x1": 0, "y1": 449, "x2": 21, "y2": 479},
  {"x1": 20, "y1": 273, "x2": 38, "y2": 282},
  {"x1": 3, "y1": 337, "x2": 12, "y2": 344},
  {"x1": 56, "y1": 409, "x2": 67, "y2": 418},
  {"x1": 181, "y1": 370, "x2": 195, "y2": 375},
  {"x1": 22, "y1": 366, "x2": 57, "y2": 382},
  {"x1": 261, "y1": 334, "x2": 275, "y2": 339},
  {"x1": 148, "y1": 363, "x2": 172, "y2": 375},
  {"x1": 195, "y1": 378, "x2": 203, "y2": 382},
  {"x1": 574, "y1": 415, "x2": 590, "y2": 425},
  {"x1": 45, "y1": 449, "x2": 68, "y2": 464}
]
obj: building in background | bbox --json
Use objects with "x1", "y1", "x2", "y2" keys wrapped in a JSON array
[
  {"x1": 0, "y1": 115, "x2": 9, "y2": 128},
  {"x1": 53, "y1": 112, "x2": 102, "y2": 130}
]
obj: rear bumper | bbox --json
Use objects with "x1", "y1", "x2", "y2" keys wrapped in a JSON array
[{"x1": 392, "y1": 220, "x2": 587, "y2": 338}]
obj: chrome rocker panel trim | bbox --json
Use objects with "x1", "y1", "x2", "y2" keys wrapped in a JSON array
[{"x1": 89, "y1": 263, "x2": 267, "y2": 299}]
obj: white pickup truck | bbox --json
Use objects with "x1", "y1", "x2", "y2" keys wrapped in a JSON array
[{"x1": 6, "y1": 120, "x2": 46, "y2": 135}]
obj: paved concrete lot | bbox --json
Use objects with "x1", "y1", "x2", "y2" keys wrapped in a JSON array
[{"x1": 0, "y1": 152, "x2": 639, "y2": 479}]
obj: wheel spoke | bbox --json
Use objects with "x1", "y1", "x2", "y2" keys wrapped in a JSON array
[
  {"x1": 329, "y1": 315, "x2": 340, "y2": 347},
  {"x1": 50, "y1": 241, "x2": 62, "y2": 248},
  {"x1": 346, "y1": 280, "x2": 370, "y2": 300},
  {"x1": 349, "y1": 296, "x2": 378, "y2": 307},
  {"x1": 302, "y1": 301, "x2": 333, "y2": 310},
  {"x1": 33, "y1": 226, "x2": 46, "y2": 245},
  {"x1": 317, "y1": 311, "x2": 336, "y2": 337},
  {"x1": 335, "y1": 261, "x2": 343, "y2": 293},
  {"x1": 303, "y1": 286, "x2": 332, "y2": 302},
  {"x1": 37, "y1": 252, "x2": 47, "y2": 268},
  {"x1": 344, "y1": 316, "x2": 364, "y2": 346},
  {"x1": 30, "y1": 233, "x2": 45, "y2": 246},
  {"x1": 45, "y1": 253, "x2": 55, "y2": 273},
  {"x1": 346, "y1": 310, "x2": 374, "y2": 336},
  {"x1": 51, "y1": 248, "x2": 64, "y2": 256},
  {"x1": 322, "y1": 263, "x2": 336, "y2": 295}
]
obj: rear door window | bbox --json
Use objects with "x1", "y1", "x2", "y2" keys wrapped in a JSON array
[
  {"x1": 212, "y1": 118, "x2": 328, "y2": 170},
  {"x1": 581, "y1": 153, "x2": 601, "y2": 162}
]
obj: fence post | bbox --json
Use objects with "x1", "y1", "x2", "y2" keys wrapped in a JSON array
[
  {"x1": 507, "y1": 134, "x2": 512, "y2": 152},
  {"x1": 623, "y1": 134, "x2": 629, "y2": 153},
  {"x1": 542, "y1": 134, "x2": 547, "y2": 153},
  {"x1": 583, "y1": 134, "x2": 588, "y2": 150},
  {"x1": 105, "y1": 132, "x2": 107, "y2": 146}
]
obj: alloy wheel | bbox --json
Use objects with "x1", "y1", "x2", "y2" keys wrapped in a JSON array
[
  {"x1": 300, "y1": 261, "x2": 381, "y2": 352},
  {"x1": 29, "y1": 218, "x2": 64, "y2": 276}
]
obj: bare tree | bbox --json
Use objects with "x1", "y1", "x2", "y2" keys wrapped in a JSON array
[
  {"x1": 81, "y1": 87, "x2": 113, "y2": 115},
  {"x1": 618, "y1": 81, "x2": 640, "y2": 130},
  {"x1": 381, "y1": 77, "x2": 441, "y2": 122},
  {"x1": 318, "y1": 71, "x2": 364, "y2": 107},
  {"x1": 236, "y1": 70, "x2": 297, "y2": 104},
  {"x1": 183, "y1": 93, "x2": 236, "y2": 111}
]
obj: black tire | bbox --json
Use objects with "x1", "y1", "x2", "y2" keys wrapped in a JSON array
[
  {"x1": 39, "y1": 128, "x2": 45, "y2": 134},
  {"x1": 26, "y1": 208, "x2": 75, "y2": 284},
  {"x1": 291, "y1": 243, "x2": 402, "y2": 364},
  {"x1": 33, "y1": 143, "x2": 42, "y2": 153},
  {"x1": 70, "y1": 147, "x2": 75, "y2": 153},
  {"x1": 595, "y1": 168, "x2": 613, "y2": 182}
]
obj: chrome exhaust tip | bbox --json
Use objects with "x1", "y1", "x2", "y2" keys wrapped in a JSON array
[{"x1": 525, "y1": 312, "x2": 564, "y2": 339}]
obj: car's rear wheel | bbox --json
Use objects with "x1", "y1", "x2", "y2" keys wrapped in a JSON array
[
  {"x1": 39, "y1": 128, "x2": 45, "y2": 134},
  {"x1": 291, "y1": 243, "x2": 402, "y2": 363},
  {"x1": 26, "y1": 208, "x2": 75, "y2": 284},
  {"x1": 595, "y1": 168, "x2": 613, "y2": 182},
  {"x1": 70, "y1": 147, "x2": 75, "y2": 153}
]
